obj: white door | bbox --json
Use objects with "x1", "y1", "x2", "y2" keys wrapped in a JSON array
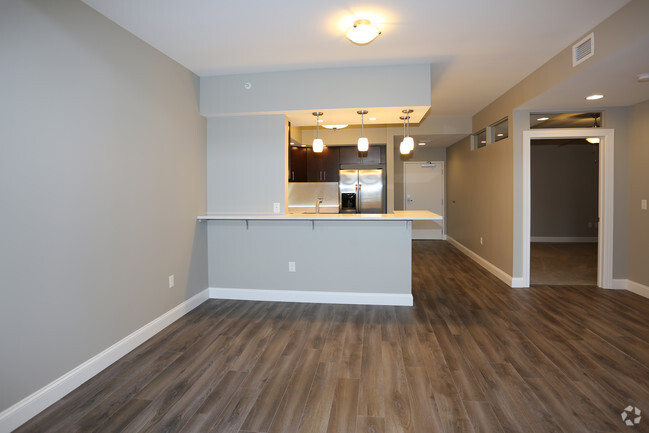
[{"x1": 404, "y1": 161, "x2": 444, "y2": 239}]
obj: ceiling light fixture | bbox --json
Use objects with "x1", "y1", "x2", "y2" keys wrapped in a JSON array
[
  {"x1": 636, "y1": 72, "x2": 649, "y2": 83},
  {"x1": 536, "y1": 117, "x2": 550, "y2": 121},
  {"x1": 321, "y1": 124, "x2": 348, "y2": 130},
  {"x1": 585, "y1": 94, "x2": 604, "y2": 101},
  {"x1": 357, "y1": 110, "x2": 369, "y2": 152},
  {"x1": 586, "y1": 113, "x2": 601, "y2": 144},
  {"x1": 345, "y1": 19, "x2": 381, "y2": 45},
  {"x1": 312, "y1": 112, "x2": 324, "y2": 153},
  {"x1": 402, "y1": 109, "x2": 414, "y2": 152}
]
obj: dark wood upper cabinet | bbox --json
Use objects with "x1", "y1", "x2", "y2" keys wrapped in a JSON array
[
  {"x1": 289, "y1": 144, "x2": 384, "y2": 182},
  {"x1": 289, "y1": 146, "x2": 307, "y2": 182},
  {"x1": 307, "y1": 147, "x2": 339, "y2": 182},
  {"x1": 339, "y1": 145, "x2": 384, "y2": 165}
]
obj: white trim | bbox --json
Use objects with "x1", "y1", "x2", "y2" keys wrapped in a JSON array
[
  {"x1": 209, "y1": 287, "x2": 413, "y2": 306},
  {"x1": 522, "y1": 128, "x2": 614, "y2": 289},
  {"x1": 530, "y1": 236, "x2": 598, "y2": 243},
  {"x1": 0, "y1": 289, "x2": 209, "y2": 433},
  {"x1": 446, "y1": 236, "x2": 515, "y2": 287},
  {"x1": 612, "y1": 279, "x2": 649, "y2": 299}
]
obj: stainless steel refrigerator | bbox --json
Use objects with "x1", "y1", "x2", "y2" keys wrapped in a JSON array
[{"x1": 339, "y1": 167, "x2": 385, "y2": 213}]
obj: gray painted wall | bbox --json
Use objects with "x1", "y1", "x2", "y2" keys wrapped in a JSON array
[
  {"x1": 0, "y1": 0, "x2": 207, "y2": 412},
  {"x1": 200, "y1": 64, "x2": 431, "y2": 116},
  {"x1": 208, "y1": 220, "x2": 411, "y2": 294},
  {"x1": 628, "y1": 99, "x2": 649, "y2": 287},
  {"x1": 206, "y1": 115, "x2": 287, "y2": 214},
  {"x1": 531, "y1": 142, "x2": 599, "y2": 238}
]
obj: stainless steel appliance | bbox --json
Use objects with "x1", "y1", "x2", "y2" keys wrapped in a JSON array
[{"x1": 339, "y1": 167, "x2": 385, "y2": 213}]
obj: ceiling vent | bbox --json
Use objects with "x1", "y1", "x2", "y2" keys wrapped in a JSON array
[{"x1": 573, "y1": 32, "x2": 595, "y2": 67}]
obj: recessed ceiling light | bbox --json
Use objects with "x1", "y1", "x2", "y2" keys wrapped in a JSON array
[
  {"x1": 497, "y1": 133, "x2": 504, "y2": 137},
  {"x1": 585, "y1": 94, "x2": 604, "y2": 101},
  {"x1": 536, "y1": 117, "x2": 550, "y2": 121},
  {"x1": 418, "y1": 142, "x2": 426, "y2": 146},
  {"x1": 369, "y1": 117, "x2": 377, "y2": 121}
]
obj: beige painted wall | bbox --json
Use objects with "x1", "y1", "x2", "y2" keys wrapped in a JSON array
[
  {"x1": 628, "y1": 99, "x2": 649, "y2": 287},
  {"x1": 531, "y1": 142, "x2": 599, "y2": 238},
  {"x1": 447, "y1": 137, "x2": 514, "y2": 275}
]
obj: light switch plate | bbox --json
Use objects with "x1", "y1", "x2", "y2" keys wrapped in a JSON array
[
  {"x1": 168, "y1": 275, "x2": 175, "y2": 288},
  {"x1": 642, "y1": 199, "x2": 647, "y2": 210},
  {"x1": 273, "y1": 202, "x2": 281, "y2": 213},
  {"x1": 288, "y1": 261, "x2": 296, "y2": 272}
]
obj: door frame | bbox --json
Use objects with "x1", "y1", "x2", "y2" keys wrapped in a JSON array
[
  {"x1": 403, "y1": 160, "x2": 445, "y2": 239},
  {"x1": 522, "y1": 128, "x2": 614, "y2": 288}
]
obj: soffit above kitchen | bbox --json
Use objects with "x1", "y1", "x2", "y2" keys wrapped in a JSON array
[{"x1": 80, "y1": 0, "x2": 631, "y2": 118}]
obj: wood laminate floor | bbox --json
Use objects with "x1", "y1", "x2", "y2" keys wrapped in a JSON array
[{"x1": 15, "y1": 241, "x2": 649, "y2": 433}]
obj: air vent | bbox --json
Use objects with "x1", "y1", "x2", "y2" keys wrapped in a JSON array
[{"x1": 573, "y1": 32, "x2": 594, "y2": 67}]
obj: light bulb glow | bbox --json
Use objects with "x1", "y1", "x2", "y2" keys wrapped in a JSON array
[
  {"x1": 403, "y1": 136, "x2": 414, "y2": 152},
  {"x1": 313, "y1": 138, "x2": 324, "y2": 153},
  {"x1": 357, "y1": 137, "x2": 369, "y2": 152},
  {"x1": 400, "y1": 140, "x2": 410, "y2": 155},
  {"x1": 586, "y1": 137, "x2": 600, "y2": 144},
  {"x1": 585, "y1": 94, "x2": 604, "y2": 101},
  {"x1": 345, "y1": 19, "x2": 381, "y2": 45}
]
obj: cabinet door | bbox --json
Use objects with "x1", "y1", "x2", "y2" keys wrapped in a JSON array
[
  {"x1": 289, "y1": 146, "x2": 307, "y2": 182},
  {"x1": 322, "y1": 147, "x2": 339, "y2": 182},
  {"x1": 307, "y1": 147, "x2": 339, "y2": 182},
  {"x1": 339, "y1": 145, "x2": 383, "y2": 164}
]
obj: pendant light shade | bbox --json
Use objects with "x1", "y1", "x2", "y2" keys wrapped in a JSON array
[
  {"x1": 357, "y1": 110, "x2": 369, "y2": 152},
  {"x1": 400, "y1": 140, "x2": 410, "y2": 155},
  {"x1": 312, "y1": 111, "x2": 324, "y2": 153},
  {"x1": 403, "y1": 136, "x2": 414, "y2": 151},
  {"x1": 358, "y1": 137, "x2": 369, "y2": 152},
  {"x1": 313, "y1": 138, "x2": 324, "y2": 152}
]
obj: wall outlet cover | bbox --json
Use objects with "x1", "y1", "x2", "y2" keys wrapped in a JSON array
[
  {"x1": 273, "y1": 202, "x2": 281, "y2": 213},
  {"x1": 168, "y1": 275, "x2": 175, "y2": 288}
]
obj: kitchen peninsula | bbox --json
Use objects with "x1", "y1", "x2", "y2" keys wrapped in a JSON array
[{"x1": 198, "y1": 211, "x2": 441, "y2": 306}]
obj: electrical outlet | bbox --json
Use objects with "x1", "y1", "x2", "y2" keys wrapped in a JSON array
[
  {"x1": 168, "y1": 275, "x2": 175, "y2": 288},
  {"x1": 288, "y1": 261, "x2": 296, "y2": 272},
  {"x1": 642, "y1": 199, "x2": 647, "y2": 211},
  {"x1": 273, "y1": 202, "x2": 281, "y2": 213},
  {"x1": 480, "y1": 237, "x2": 483, "y2": 245}
]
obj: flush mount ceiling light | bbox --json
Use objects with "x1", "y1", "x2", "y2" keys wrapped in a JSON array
[
  {"x1": 357, "y1": 110, "x2": 369, "y2": 152},
  {"x1": 637, "y1": 72, "x2": 649, "y2": 83},
  {"x1": 585, "y1": 94, "x2": 604, "y2": 101},
  {"x1": 345, "y1": 19, "x2": 381, "y2": 45},
  {"x1": 322, "y1": 124, "x2": 348, "y2": 130},
  {"x1": 312, "y1": 112, "x2": 324, "y2": 153}
]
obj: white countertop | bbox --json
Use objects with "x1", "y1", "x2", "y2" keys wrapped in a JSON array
[{"x1": 197, "y1": 210, "x2": 442, "y2": 221}]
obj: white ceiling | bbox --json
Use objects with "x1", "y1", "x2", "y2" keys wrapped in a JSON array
[{"x1": 81, "y1": 0, "x2": 636, "y2": 121}]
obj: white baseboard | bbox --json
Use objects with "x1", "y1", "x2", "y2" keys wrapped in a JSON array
[
  {"x1": 530, "y1": 236, "x2": 598, "y2": 243},
  {"x1": 612, "y1": 279, "x2": 649, "y2": 299},
  {"x1": 446, "y1": 236, "x2": 517, "y2": 288},
  {"x1": 0, "y1": 289, "x2": 209, "y2": 433},
  {"x1": 209, "y1": 287, "x2": 413, "y2": 306}
]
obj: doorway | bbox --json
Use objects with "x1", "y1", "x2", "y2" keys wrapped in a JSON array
[
  {"x1": 521, "y1": 128, "x2": 614, "y2": 289},
  {"x1": 404, "y1": 161, "x2": 444, "y2": 239},
  {"x1": 530, "y1": 138, "x2": 599, "y2": 285}
]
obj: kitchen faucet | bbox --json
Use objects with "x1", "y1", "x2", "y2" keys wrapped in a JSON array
[{"x1": 315, "y1": 198, "x2": 323, "y2": 214}]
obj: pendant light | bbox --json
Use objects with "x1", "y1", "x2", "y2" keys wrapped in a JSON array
[
  {"x1": 312, "y1": 111, "x2": 324, "y2": 153},
  {"x1": 399, "y1": 115, "x2": 410, "y2": 155},
  {"x1": 357, "y1": 110, "x2": 369, "y2": 152},
  {"x1": 402, "y1": 109, "x2": 414, "y2": 152}
]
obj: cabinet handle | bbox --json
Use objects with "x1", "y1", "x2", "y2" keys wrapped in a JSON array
[
  {"x1": 323, "y1": 171, "x2": 326, "y2": 180},
  {"x1": 291, "y1": 171, "x2": 294, "y2": 181}
]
